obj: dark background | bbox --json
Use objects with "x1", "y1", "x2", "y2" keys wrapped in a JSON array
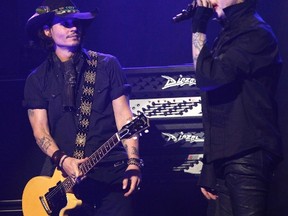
[{"x1": 0, "y1": 0, "x2": 287, "y2": 215}]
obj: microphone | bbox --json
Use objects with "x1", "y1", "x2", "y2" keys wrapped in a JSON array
[{"x1": 172, "y1": 1, "x2": 197, "y2": 23}]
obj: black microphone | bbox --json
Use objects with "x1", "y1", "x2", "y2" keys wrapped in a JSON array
[{"x1": 172, "y1": 1, "x2": 197, "y2": 23}]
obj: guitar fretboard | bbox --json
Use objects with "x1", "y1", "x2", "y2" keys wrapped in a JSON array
[{"x1": 61, "y1": 133, "x2": 120, "y2": 192}]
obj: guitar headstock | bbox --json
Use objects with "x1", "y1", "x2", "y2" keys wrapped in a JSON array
[{"x1": 118, "y1": 112, "x2": 150, "y2": 140}]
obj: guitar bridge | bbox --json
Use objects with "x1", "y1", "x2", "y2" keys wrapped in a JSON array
[{"x1": 39, "y1": 196, "x2": 52, "y2": 215}]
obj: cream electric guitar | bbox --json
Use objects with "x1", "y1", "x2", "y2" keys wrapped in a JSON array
[{"x1": 22, "y1": 113, "x2": 149, "y2": 216}]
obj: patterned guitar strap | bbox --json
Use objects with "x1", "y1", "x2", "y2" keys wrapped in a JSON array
[{"x1": 73, "y1": 50, "x2": 98, "y2": 159}]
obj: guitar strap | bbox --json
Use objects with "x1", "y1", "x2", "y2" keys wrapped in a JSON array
[{"x1": 73, "y1": 50, "x2": 98, "y2": 159}]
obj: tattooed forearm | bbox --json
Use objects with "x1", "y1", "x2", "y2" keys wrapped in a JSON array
[
  {"x1": 123, "y1": 143, "x2": 139, "y2": 157},
  {"x1": 130, "y1": 146, "x2": 139, "y2": 156},
  {"x1": 192, "y1": 32, "x2": 207, "y2": 68},
  {"x1": 193, "y1": 54, "x2": 199, "y2": 67},
  {"x1": 192, "y1": 32, "x2": 206, "y2": 50},
  {"x1": 36, "y1": 136, "x2": 52, "y2": 153}
]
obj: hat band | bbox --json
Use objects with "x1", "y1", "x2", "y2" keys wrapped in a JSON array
[
  {"x1": 36, "y1": 5, "x2": 80, "y2": 15},
  {"x1": 54, "y1": 6, "x2": 80, "y2": 15}
]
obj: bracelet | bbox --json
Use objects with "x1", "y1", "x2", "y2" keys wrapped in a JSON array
[
  {"x1": 51, "y1": 150, "x2": 65, "y2": 169},
  {"x1": 59, "y1": 155, "x2": 69, "y2": 169},
  {"x1": 127, "y1": 158, "x2": 144, "y2": 168}
]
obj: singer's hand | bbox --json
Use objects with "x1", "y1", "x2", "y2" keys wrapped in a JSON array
[
  {"x1": 196, "y1": 0, "x2": 213, "y2": 8},
  {"x1": 201, "y1": 187, "x2": 218, "y2": 200},
  {"x1": 192, "y1": 0, "x2": 213, "y2": 68},
  {"x1": 192, "y1": 2, "x2": 213, "y2": 33}
]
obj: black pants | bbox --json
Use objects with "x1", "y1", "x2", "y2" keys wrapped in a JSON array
[
  {"x1": 68, "y1": 161, "x2": 135, "y2": 216},
  {"x1": 209, "y1": 149, "x2": 277, "y2": 216}
]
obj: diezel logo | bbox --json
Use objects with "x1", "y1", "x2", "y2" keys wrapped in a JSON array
[
  {"x1": 161, "y1": 75, "x2": 196, "y2": 89},
  {"x1": 162, "y1": 131, "x2": 204, "y2": 143}
]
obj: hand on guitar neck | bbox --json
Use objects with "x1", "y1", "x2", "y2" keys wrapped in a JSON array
[{"x1": 60, "y1": 156, "x2": 88, "y2": 184}]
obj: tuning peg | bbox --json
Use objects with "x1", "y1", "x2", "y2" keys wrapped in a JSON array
[
  {"x1": 144, "y1": 129, "x2": 149, "y2": 134},
  {"x1": 132, "y1": 136, "x2": 138, "y2": 140}
]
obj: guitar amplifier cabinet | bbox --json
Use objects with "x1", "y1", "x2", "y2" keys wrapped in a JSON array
[
  {"x1": 124, "y1": 64, "x2": 204, "y2": 178},
  {"x1": 0, "y1": 200, "x2": 22, "y2": 216}
]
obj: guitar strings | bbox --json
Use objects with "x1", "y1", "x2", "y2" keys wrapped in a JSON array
[{"x1": 45, "y1": 135, "x2": 119, "y2": 203}]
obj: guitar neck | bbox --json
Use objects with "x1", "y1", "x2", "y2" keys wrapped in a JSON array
[
  {"x1": 81, "y1": 133, "x2": 121, "y2": 174},
  {"x1": 61, "y1": 133, "x2": 121, "y2": 192}
]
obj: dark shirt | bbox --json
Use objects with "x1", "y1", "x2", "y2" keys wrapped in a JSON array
[
  {"x1": 23, "y1": 49, "x2": 131, "y2": 176},
  {"x1": 196, "y1": 1, "x2": 282, "y2": 164}
]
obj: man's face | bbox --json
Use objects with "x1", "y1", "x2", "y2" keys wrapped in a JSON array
[
  {"x1": 44, "y1": 17, "x2": 83, "y2": 51},
  {"x1": 210, "y1": 0, "x2": 244, "y2": 17}
]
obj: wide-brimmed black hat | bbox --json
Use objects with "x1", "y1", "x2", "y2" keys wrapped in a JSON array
[{"x1": 26, "y1": 0, "x2": 97, "y2": 41}]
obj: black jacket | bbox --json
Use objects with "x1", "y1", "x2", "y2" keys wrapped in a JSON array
[{"x1": 196, "y1": 1, "x2": 282, "y2": 165}]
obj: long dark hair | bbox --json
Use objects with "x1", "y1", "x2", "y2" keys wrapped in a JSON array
[{"x1": 37, "y1": 28, "x2": 55, "y2": 52}]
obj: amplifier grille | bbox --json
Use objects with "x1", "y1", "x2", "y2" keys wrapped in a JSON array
[{"x1": 130, "y1": 97, "x2": 202, "y2": 118}]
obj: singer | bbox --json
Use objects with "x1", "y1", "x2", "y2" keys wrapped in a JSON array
[{"x1": 191, "y1": 0, "x2": 282, "y2": 216}]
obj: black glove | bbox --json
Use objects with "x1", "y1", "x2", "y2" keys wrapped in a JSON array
[{"x1": 192, "y1": 6, "x2": 214, "y2": 33}]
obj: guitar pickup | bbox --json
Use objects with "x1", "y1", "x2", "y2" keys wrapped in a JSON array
[{"x1": 39, "y1": 196, "x2": 52, "y2": 215}]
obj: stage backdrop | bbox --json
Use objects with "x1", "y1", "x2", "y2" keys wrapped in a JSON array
[{"x1": 0, "y1": 0, "x2": 287, "y2": 215}]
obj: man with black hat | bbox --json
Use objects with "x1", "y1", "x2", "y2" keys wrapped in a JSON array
[
  {"x1": 23, "y1": 0, "x2": 142, "y2": 215},
  {"x1": 190, "y1": 0, "x2": 282, "y2": 215}
]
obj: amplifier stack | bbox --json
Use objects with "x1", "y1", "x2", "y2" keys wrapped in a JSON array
[{"x1": 124, "y1": 64, "x2": 204, "y2": 179}]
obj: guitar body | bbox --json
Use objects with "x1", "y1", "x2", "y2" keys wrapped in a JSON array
[
  {"x1": 22, "y1": 113, "x2": 149, "y2": 215},
  {"x1": 22, "y1": 169, "x2": 82, "y2": 216}
]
